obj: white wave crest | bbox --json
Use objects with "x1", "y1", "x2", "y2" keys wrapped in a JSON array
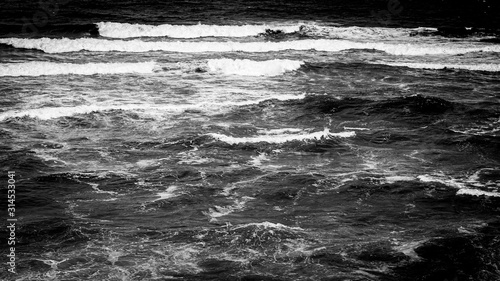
[
  {"x1": 382, "y1": 173, "x2": 500, "y2": 198},
  {"x1": 209, "y1": 128, "x2": 355, "y2": 144},
  {"x1": 206, "y1": 59, "x2": 304, "y2": 76},
  {"x1": 380, "y1": 62, "x2": 500, "y2": 72},
  {"x1": 0, "y1": 93, "x2": 307, "y2": 121},
  {"x1": 152, "y1": 186, "x2": 179, "y2": 202},
  {"x1": 97, "y1": 22, "x2": 301, "y2": 38},
  {"x1": 232, "y1": 222, "x2": 304, "y2": 231},
  {"x1": 2, "y1": 38, "x2": 500, "y2": 55},
  {"x1": 0, "y1": 104, "x2": 159, "y2": 121},
  {"x1": 0, "y1": 61, "x2": 156, "y2": 77},
  {"x1": 456, "y1": 188, "x2": 500, "y2": 197},
  {"x1": 304, "y1": 25, "x2": 437, "y2": 40}
]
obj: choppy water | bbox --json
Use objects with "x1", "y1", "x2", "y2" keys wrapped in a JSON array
[{"x1": 1, "y1": 1, "x2": 499, "y2": 280}]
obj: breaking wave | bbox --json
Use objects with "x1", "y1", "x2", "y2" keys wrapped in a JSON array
[
  {"x1": 209, "y1": 128, "x2": 355, "y2": 144},
  {"x1": 0, "y1": 93, "x2": 308, "y2": 121},
  {"x1": 97, "y1": 22, "x2": 301, "y2": 38},
  {"x1": 206, "y1": 59, "x2": 304, "y2": 76},
  {"x1": 380, "y1": 62, "x2": 500, "y2": 72},
  {"x1": 2, "y1": 38, "x2": 500, "y2": 55},
  {"x1": 0, "y1": 61, "x2": 156, "y2": 77}
]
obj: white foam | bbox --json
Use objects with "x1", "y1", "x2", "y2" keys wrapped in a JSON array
[
  {"x1": 0, "y1": 61, "x2": 156, "y2": 77},
  {"x1": 152, "y1": 186, "x2": 179, "y2": 202},
  {"x1": 203, "y1": 196, "x2": 253, "y2": 222},
  {"x1": 0, "y1": 93, "x2": 308, "y2": 121},
  {"x1": 456, "y1": 188, "x2": 500, "y2": 197},
  {"x1": 233, "y1": 93, "x2": 307, "y2": 106},
  {"x1": 232, "y1": 221, "x2": 303, "y2": 231},
  {"x1": 3, "y1": 38, "x2": 499, "y2": 55},
  {"x1": 0, "y1": 104, "x2": 159, "y2": 120},
  {"x1": 96, "y1": 23, "x2": 443, "y2": 41},
  {"x1": 384, "y1": 175, "x2": 417, "y2": 183},
  {"x1": 417, "y1": 174, "x2": 466, "y2": 189},
  {"x1": 209, "y1": 128, "x2": 355, "y2": 144},
  {"x1": 343, "y1": 127, "x2": 370, "y2": 131},
  {"x1": 381, "y1": 173, "x2": 500, "y2": 198},
  {"x1": 89, "y1": 183, "x2": 118, "y2": 195},
  {"x1": 304, "y1": 25, "x2": 438, "y2": 40},
  {"x1": 249, "y1": 152, "x2": 272, "y2": 167},
  {"x1": 258, "y1": 128, "x2": 304, "y2": 134},
  {"x1": 97, "y1": 22, "x2": 301, "y2": 38},
  {"x1": 206, "y1": 59, "x2": 304, "y2": 76},
  {"x1": 380, "y1": 62, "x2": 500, "y2": 72}
]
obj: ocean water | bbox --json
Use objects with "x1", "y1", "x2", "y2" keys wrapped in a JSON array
[{"x1": 1, "y1": 0, "x2": 499, "y2": 280}]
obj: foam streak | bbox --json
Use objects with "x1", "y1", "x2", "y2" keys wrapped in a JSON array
[
  {"x1": 0, "y1": 61, "x2": 156, "y2": 76},
  {"x1": 2, "y1": 38, "x2": 499, "y2": 55}
]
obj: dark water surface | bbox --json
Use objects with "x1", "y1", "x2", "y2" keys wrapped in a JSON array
[{"x1": 0, "y1": 0, "x2": 499, "y2": 280}]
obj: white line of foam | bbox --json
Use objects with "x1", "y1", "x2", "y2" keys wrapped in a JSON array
[
  {"x1": 209, "y1": 128, "x2": 355, "y2": 144},
  {"x1": 97, "y1": 22, "x2": 301, "y2": 38},
  {"x1": 0, "y1": 61, "x2": 156, "y2": 76}
]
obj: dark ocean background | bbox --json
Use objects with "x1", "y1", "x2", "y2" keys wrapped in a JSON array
[{"x1": 1, "y1": 0, "x2": 499, "y2": 280}]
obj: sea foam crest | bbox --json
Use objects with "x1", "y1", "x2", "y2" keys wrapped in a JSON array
[
  {"x1": 304, "y1": 25, "x2": 437, "y2": 40},
  {"x1": 384, "y1": 173, "x2": 500, "y2": 198},
  {"x1": 97, "y1": 22, "x2": 301, "y2": 38},
  {"x1": 209, "y1": 128, "x2": 355, "y2": 144},
  {"x1": 2, "y1": 38, "x2": 500, "y2": 55},
  {"x1": 0, "y1": 104, "x2": 157, "y2": 121},
  {"x1": 232, "y1": 222, "x2": 304, "y2": 231},
  {"x1": 0, "y1": 93, "x2": 308, "y2": 121},
  {"x1": 206, "y1": 59, "x2": 304, "y2": 76},
  {"x1": 0, "y1": 61, "x2": 156, "y2": 77},
  {"x1": 97, "y1": 23, "x2": 440, "y2": 40},
  {"x1": 380, "y1": 62, "x2": 500, "y2": 72}
]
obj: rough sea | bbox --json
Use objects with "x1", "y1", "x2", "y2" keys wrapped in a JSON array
[{"x1": 1, "y1": 0, "x2": 499, "y2": 280}]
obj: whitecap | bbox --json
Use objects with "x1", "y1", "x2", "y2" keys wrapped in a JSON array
[
  {"x1": 206, "y1": 58, "x2": 304, "y2": 76},
  {"x1": 2, "y1": 38, "x2": 499, "y2": 55},
  {"x1": 97, "y1": 22, "x2": 301, "y2": 38},
  {"x1": 0, "y1": 61, "x2": 156, "y2": 77},
  {"x1": 209, "y1": 128, "x2": 355, "y2": 144}
]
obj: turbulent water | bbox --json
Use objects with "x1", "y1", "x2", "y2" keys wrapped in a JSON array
[{"x1": 1, "y1": 0, "x2": 500, "y2": 280}]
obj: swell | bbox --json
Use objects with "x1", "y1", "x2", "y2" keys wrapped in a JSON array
[
  {"x1": 377, "y1": 61, "x2": 500, "y2": 72},
  {"x1": 97, "y1": 22, "x2": 302, "y2": 38},
  {"x1": 0, "y1": 61, "x2": 156, "y2": 76},
  {"x1": 2, "y1": 37, "x2": 499, "y2": 55}
]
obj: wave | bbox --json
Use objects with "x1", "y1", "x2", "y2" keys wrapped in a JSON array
[
  {"x1": 456, "y1": 188, "x2": 500, "y2": 197},
  {"x1": 379, "y1": 62, "x2": 500, "y2": 72},
  {"x1": 0, "y1": 93, "x2": 307, "y2": 121},
  {"x1": 209, "y1": 128, "x2": 355, "y2": 144},
  {"x1": 0, "y1": 59, "x2": 302, "y2": 77},
  {"x1": 206, "y1": 59, "x2": 303, "y2": 76},
  {"x1": 151, "y1": 186, "x2": 180, "y2": 202},
  {"x1": 96, "y1": 23, "x2": 482, "y2": 41},
  {"x1": 0, "y1": 61, "x2": 156, "y2": 77},
  {"x1": 384, "y1": 172, "x2": 500, "y2": 198},
  {"x1": 303, "y1": 25, "x2": 438, "y2": 40},
  {"x1": 0, "y1": 104, "x2": 156, "y2": 121},
  {"x1": 97, "y1": 22, "x2": 301, "y2": 38},
  {"x1": 2, "y1": 38, "x2": 499, "y2": 55},
  {"x1": 232, "y1": 222, "x2": 304, "y2": 231}
]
